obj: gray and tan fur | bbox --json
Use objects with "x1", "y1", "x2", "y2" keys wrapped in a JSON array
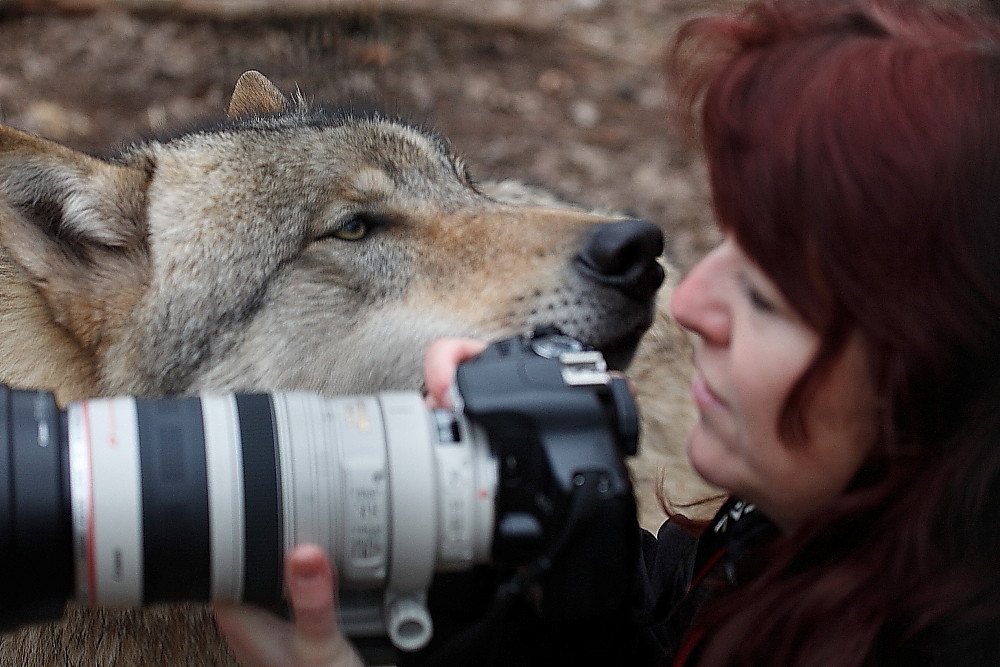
[{"x1": 0, "y1": 71, "x2": 712, "y2": 665}]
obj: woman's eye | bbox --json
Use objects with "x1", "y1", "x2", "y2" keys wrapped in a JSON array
[
  {"x1": 748, "y1": 288, "x2": 776, "y2": 312},
  {"x1": 739, "y1": 275, "x2": 777, "y2": 313}
]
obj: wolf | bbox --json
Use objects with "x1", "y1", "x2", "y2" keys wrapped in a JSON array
[{"x1": 0, "y1": 71, "x2": 708, "y2": 665}]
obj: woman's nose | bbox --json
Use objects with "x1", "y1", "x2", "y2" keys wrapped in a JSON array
[{"x1": 670, "y1": 252, "x2": 731, "y2": 346}]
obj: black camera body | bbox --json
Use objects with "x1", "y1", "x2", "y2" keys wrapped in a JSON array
[
  {"x1": 0, "y1": 330, "x2": 641, "y2": 656},
  {"x1": 455, "y1": 331, "x2": 639, "y2": 621}
]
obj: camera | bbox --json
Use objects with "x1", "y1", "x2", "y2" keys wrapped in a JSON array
[{"x1": 0, "y1": 330, "x2": 639, "y2": 654}]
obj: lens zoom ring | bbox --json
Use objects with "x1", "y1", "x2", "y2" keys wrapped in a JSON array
[{"x1": 235, "y1": 394, "x2": 284, "y2": 605}]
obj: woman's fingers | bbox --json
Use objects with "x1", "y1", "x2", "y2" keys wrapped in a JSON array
[
  {"x1": 423, "y1": 338, "x2": 487, "y2": 409},
  {"x1": 285, "y1": 544, "x2": 336, "y2": 644},
  {"x1": 213, "y1": 545, "x2": 364, "y2": 667},
  {"x1": 285, "y1": 546, "x2": 363, "y2": 667}
]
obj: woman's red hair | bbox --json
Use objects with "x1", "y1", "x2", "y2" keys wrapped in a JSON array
[{"x1": 665, "y1": 0, "x2": 1000, "y2": 664}]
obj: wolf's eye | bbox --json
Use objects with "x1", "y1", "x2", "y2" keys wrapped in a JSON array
[
  {"x1": 332, "y1": 217, "x2": 369, "y2": 241},
  {"x1": 324, "y1": 213, "x2": 389, "y2": 242}
]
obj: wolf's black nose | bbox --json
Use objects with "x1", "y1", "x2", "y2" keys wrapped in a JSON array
[{"x1": 575, "y1": 219, "x2": 665, "y2": 299}]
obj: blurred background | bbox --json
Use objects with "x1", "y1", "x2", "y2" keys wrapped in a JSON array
[
  {"x1": 0, "y1": 0, "x2": 738, "y2": 271},
  {"x1": 0, "y1": 0, "x2": 996, "y2": 274}
]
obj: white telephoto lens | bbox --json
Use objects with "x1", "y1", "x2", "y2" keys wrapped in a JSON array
[
  {"x1": 63, "y1": 389, "x2": 497, "y2": 654},
  {"x1": 271, "y1": 392, "x2": 496, "y2": 650},
  {"x1": 201, "y1": 394, "x2": 245, "y2": 601},
  {"x1": 67, "y1": 398, "x2": 144, "y2": 606},
  {"x1": 272, "y1": 393, "x2": 391, "y2": 586}
]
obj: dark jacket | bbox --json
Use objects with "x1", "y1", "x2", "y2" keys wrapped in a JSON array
[
  {"x1": 633, "y1": 499, "x2": 1000, "y2": 667},
  {"x1": 396, "y1": 497, "x2": 776, "y2": 667},
  {"x1": 634, "y1": 498, "x2": 776, "y2": 666}
]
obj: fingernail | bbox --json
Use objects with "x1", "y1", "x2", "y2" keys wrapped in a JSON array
[{"x1": 296, "y1": 560, "x2": 323, "y2": 580}]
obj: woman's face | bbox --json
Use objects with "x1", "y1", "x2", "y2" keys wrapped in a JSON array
[{"x1": 670, "y1": 237, "x2": 876, "y2": 531}]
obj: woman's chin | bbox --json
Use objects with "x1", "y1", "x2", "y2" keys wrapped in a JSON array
[{"x1": 686, "y1": 423, "x2": 735, "y2": 492}]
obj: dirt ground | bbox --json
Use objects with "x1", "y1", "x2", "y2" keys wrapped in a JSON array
[{"x1": 0, "y1": 0, "x2": 730, "y2": 272}]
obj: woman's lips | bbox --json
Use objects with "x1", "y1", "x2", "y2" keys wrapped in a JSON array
[{"x1": 691, "y1": 372, "x2": 725, "y2": 411}]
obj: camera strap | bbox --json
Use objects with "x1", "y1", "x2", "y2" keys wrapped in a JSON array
[{"x1": 411, "y1": 476, "x2": 608, "y2": 666}]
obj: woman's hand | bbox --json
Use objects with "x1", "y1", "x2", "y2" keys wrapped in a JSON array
[
  {"x1": 422, "y1": 338, "x2": 487, "y2": 409},
  {"x1": 213, "y1": 544, "x2": 364, "y2": 667}
]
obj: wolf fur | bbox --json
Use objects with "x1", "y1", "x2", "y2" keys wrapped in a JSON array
[{"x1": 0, "y1": 71, "x2": 712, "y2": 665}]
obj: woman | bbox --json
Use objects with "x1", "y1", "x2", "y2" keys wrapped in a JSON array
[{"x1": 215, "y1": 0, "x2": 1000, "y2": 664}]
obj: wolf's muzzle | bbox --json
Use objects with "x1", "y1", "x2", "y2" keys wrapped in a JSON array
[{"x1": 574, "y1": 219, "x2": 665, "y2": 300}]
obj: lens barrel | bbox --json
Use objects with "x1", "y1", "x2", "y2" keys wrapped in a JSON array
[
  {"x1": 231, "y1": 394, "x2": 284, "y2": 605},
  {"x1": 0, "y1": 386, "x2": 73, "y2": 629},
  {"x1": 93, "y1": 395, "x2": 284, "y2": 607},
  {"x1": 0, "y1": 332, "x2": 639, "y2": 662},
  {"x1": 136, "y1": 397, "x2": 211, "y2": 602},
  {"x1": 0, "y1": 387, "x2": 495, "y2": 652},
  {"x1": 65, "y1": 394, "x2": 306, "y2": 608}
]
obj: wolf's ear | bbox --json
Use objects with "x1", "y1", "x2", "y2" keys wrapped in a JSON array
[
  {"x1": 228, "y1": 70, "x2": 289, "y2": 118},
  {"x1": 0, "y1": 125, "x2": 151, "y2": 339}
]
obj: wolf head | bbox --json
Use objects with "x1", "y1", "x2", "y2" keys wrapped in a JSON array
[{"x1": 0, "y1": 71, "x2": 665, "y2": 403}]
